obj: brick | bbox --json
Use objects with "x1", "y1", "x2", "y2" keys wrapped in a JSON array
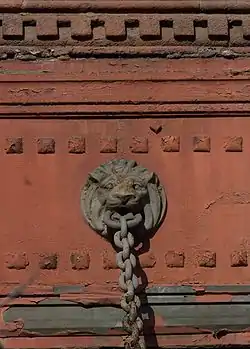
[
  {"x1": 130, "y1": 137, "x2": 148, "y2": 153},
  {"x1": 37, "y1": 138, "x2": 55, "y2": 154},
  {"x1": 207, "y1": 15, "x2": 229, "y2": 39},
  {"x1": 193, "y1": 136, "x2": 211, "y2": 152},
  {"x1": 68, "y1": 136, "x2": 85, "y2": 154},
  {"x1": 39, "y1": 253, "x2": 58, "y2": 269},
  {"x1": 242, "y1": 18, "x2": 250, "y2": 39},
  {"x1": 139, "y1": 17, "x2": 161, "y2": 40},
  {"x1": 231, "y1": 251, "x2": 248, "y2": 267},
  {"x1": 2, "y1": 14, "x2": 23, "y2": 40},
  {"x1": 161, "y1": 136, "x2": 180, "y2": 152},
  {"x1": 5, "y1": 137, "x2": 23, "y2": 154},
  {"x1": 198, "y1": 251, "x2": 216, "y2": 268},
  {"x1": 5, "y1": 253, "x2": 29, "y2": 270},
  {"x1": 165, "y1": 251, "x2": 185, "y2": 268},
  {"x1": 36, "y1": 16, "x2": 59, "y2": 40},
  {"x1": 100, "y1": 137, "x2": 117, "y2": 153},
  {"x1": 71, "y1": 16, "x2": 92, "y2": 40},
  {"x1": 105, "y1": 17, "x2": 126, "y2": 40},
  {"x1": 70, "y1": 252, "x2": 90, "y2": 270},
  {"x1": 173, "y1": 16, "x2": 195, "y2": 39},
  {"x1": 224, "y1": 136, "x2": 243, "y2": 152}
]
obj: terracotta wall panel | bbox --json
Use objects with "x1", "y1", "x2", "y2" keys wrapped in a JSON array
[{"x1": 0, "y1": 118, "x2": 249, "y2": 286}]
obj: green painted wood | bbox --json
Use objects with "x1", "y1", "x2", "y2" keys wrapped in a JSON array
[
  {"x1": 4, "y1": 300, "x2": 123, "y2": 335},
  {"x1": 52, "y1": 284, "x2": 250, "y2": 295},
  {"x1": 146, "y1": 286, "x2": 196, "y2": 295},
  {"x1": 4, "y1": 299, "x2": 250, "y2": 335},
  {"x1": 205, "y1": 285, "x2": 250, "y2": 294}
]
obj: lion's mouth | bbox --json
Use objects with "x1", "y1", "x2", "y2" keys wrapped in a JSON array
[{"x1": 106, "y1": 197, "x2": 140, "y2": 211}]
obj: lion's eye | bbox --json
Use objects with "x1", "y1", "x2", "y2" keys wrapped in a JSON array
[
  {"x1": 134, "y1": 183, "x2": 143, "y2": 190},
  {"x1": 105, "y1": 183, "x2": 114, "y2": 190}
]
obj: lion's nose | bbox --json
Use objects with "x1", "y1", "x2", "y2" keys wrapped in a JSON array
[{"x1": 115, "y1": 193, "x2": 136, "y2": 203}]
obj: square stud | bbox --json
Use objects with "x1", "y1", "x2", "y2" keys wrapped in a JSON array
[
  {"x1": 193, "y1": 136, "x2": 211, "y2": 152},
  {"x1": 165, "y1": 251, "x2": 185, "y2": 268},
  {"x1": 130, "y1": 137, "x2": 149, "y2": 153},
  {"x1": 161, "y1": 136, "x2": 180, "y2": 152},
  {"x1": 224, "y1": 137, "x2": 243, "y2": 152},
  {"x1": 5, "y1": 137, "x2": 23, "y2": 154},
  {"x1": 68, "y1": 136, "x2": 85, "y2": 154},
  {"x1": 37, "y1": 138, "x2": 55, "y2": 154},
  {"x1": 100, "y1": 137, "x2": 117, "y2": 153},
  {"x1": 231, "y1": 251, "x2": 248, "y2": 267},
  {"x1": 198, "y1": 251, "x2": 216, "y2": 268}
]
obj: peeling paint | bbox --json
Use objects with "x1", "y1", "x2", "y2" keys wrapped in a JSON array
[{"x1": 0, "y1": 47, "x2": 247, "y2": 61}]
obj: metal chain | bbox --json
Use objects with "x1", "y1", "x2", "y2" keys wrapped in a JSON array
[{"x1": 104, "y1": 211, "x2": 146, "y2": 349}]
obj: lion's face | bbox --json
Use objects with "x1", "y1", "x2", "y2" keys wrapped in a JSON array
[
  {"x1": 81, "y1": 159, "x2": 166, "y2": 235},
  {"x1": 96, "y1": 174, "x2": 149, "y2": 211}
]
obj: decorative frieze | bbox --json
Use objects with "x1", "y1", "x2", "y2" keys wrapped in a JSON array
[
  {"x1": 2, "y1": 135, "x2": 249, "y2": 154},
  {"x1": 3, "y1": 250, "x2": 250, "y2": 269},
  {"x1": 0, "y1": 13, "x2": 249, "y2": 57}
]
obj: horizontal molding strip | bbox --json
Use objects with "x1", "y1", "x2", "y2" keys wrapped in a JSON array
[
  {"x1": 1, "y1": 105, "x2": 250, "y2": 116},
  {"x1": 3, "y1": 302, "x2": 250, "y2": 337},
  {"x1": 0, "y1": 13, "x2": 250, "y2": 49},
  {"x1": 0, "y1": 81, "x2": 247, "y2": 104},
  {"x1": 0, "y1": 4, "x2": 249, "y2": 55},
  {"x1": 0, "y1": 59, "x2": 248, "y2": 115},
  {"x1": 0, "y1": 59, "x2": 248, "y2": 82},
  {"x1": 2, "y1": 285, "x2": 250, "y2": 340},
  {"x1": 0, "y1": 58, "x2": 249, "y2": 81},
  {"x1": 2, "y1": 335, "x2": 250, "y2": 349},
  {"x1": 0, "y1": 284, "x2": 250, "y2": 297},
  {"x1": 1, "y1": 285, "x2": 250, "y2": 343},
  {"x1": 0, "y1": 0, "x2": 250, "y2": 13},
  {"x1": 0, "y1": 47, "x2": 250, "y2": 59}
]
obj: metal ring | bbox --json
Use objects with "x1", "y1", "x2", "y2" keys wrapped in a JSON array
[{"x1": 103, "y1": 211, "x2": 142, "y2": 230}]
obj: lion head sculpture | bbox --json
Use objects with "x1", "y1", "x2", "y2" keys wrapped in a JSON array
[{"x1": 80, "y1": 159, "x2": 166, "y2": 237}]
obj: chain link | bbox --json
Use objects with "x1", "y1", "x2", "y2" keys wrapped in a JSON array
[{"x1": 103, "y1": 211, "x2": 146, "y2": 349}]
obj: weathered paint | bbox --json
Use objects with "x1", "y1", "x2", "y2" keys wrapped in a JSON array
[
  {"x1": 4, "y1": 301, "x2": 250, "y2": 336},
  {"x1": 4, "y1": 333, "x2": 250, "y2": 349},
  {"x1": 0, "y1": 0, "x2": 250, "y2": 346},
  {"x1": 0, "y1": 1, "x2": 249, "y2": 59},
  {"x1": 0, "y1": 59, "x2": 248, "y2": 116},
  {"x1": 2, "y1": 116, "x2": 250, "y2": 287},
  {"x1": 2, "y1": 286, "x2": 250, "y2": 338}
]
